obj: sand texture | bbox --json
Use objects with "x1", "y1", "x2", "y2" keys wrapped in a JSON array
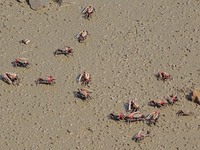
[{"x1": 0, "y1": 0, "x2": 200, "y2": 149}]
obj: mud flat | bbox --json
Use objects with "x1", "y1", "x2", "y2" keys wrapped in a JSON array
[{"x1": 0, "y1": 0, "x2": 200, "y2": 149}]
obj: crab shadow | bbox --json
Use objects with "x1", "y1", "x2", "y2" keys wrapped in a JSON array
[
  {"x1": 0, "y1": 75, "x2": 8, "y2": 84},
  {"x1": 17, "y1": 0, "x2": 30, "y2": 5},
  {"x1": 154, "y1": 73, "x2": 159, "y2": 80},
  {"x1": 0, "y1": 75, "x2": 3, "y2": 82},
  {"x1": 185, "y1": 92, "x2": 192, "y2": 102},
  {"x1": 123, "y1": 102, "x2": 129, "y2": 112},
  {"x1": 76, "y1": 74, "x2": 81, "y2": 83},
  {"x1": 131, "y1": 136, "x2": 137, "y2": 141},
  {"x1": 73, "y1": 91, "x2": 86, "y2": 101}
]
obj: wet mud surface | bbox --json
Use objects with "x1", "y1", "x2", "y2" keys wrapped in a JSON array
[{"x1": 0, "y1": 0, "x2": 200, "y2": 149}]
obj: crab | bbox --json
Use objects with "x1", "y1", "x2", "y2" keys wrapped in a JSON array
[
  {"x1": 124, "y1": 111, "x2": 145, "y2": 123},
  {"x1": 76, "y1": 88, "x2": 92, "y2": 100},
  {"x1": 1, "y1": 72, "x2": 20, "y2": 85},
  {"x1": 78, "y1": 71, "x2": 91, "y2": 86},
  {"x1": 176, "y1": 110, "x2": 194, "y2": 116},
  {"x1": 36, "y1": 76, "x2": 56, "y2": 85},
  {"x1": 127, "y1": 100, "x2": 140, "y2": 112},
  {"x1": 82, "y1": 5, "x2": 95, "y2": 20},
  {"x1": 12, "y1": 58, "x2": 30, "y2": 68},
  {"x1": 148, "y1": 98, "x2": 168, "y2": 108},
  {"x1": 156, "y1": 71, "x2": 172, "y2": 81},
  {"x1": 109, "y1": 113, "x2": 125, "y2": 121},
  {"x1": 132, "y1": 129, "x2": 150, "y2": 142},
  {"x1": 145, "y1": 111, "x2": 160, "y2": 126},
  {"x1": 166, "y1": 94, "x2": 178, "y2": 105},
  {"x1": 54, "y1": 46, "x2": 73, "y2": 56},
  {"x1": 77, "y1": 30, "x2": 89, "y2": 42}
]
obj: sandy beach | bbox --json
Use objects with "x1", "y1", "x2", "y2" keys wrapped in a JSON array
[{"x1": 0, "y1": 0, "x2": 200, "y2": 149}]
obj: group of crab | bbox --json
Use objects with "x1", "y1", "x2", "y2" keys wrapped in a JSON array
[
  {"x1": 0, "y1": 6, "x2": 95, "y2": 100},
  {"x1": 1, "y1": 5, "x2": 196, "y2": 144},
  {"x1": 109, "y1": 100, "x2": 161, "y2": 126},
  {"x1": 109, "y1": 71, "x2": 194, "y2": 142}
]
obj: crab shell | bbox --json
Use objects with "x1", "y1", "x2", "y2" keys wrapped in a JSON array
[
  {"x1": 80, "y1": 30, "x2": 88, "y2": 37},
  {"x1": 16, "y1": 58, "x2": 28, "y2": 63},
  {"x1": 83, "y1": 72, "x2": 90, "y2": 80},
  {"x1": 87, "y1": 6, "x2": 94, "y2": 13}
]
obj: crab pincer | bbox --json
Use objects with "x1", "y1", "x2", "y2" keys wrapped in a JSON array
[{"x1": 1, "y1": 72, "x2": 20, "y2": 85}]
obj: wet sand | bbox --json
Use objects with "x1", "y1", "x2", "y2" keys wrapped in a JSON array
[{"x1": 0, "y1": 0, "x2": 200, "y2": 149}]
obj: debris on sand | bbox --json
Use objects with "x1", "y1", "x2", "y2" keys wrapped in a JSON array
[
  {"x1": 29, "y1": 0, "x2": 48, "y2": 10},
  {"x1": 53, "y1": 0, "x2": 63, "y2": 6},
  {"x1": 189, "y1": 89, "x2": 200, "y2": 105},
  {"x1": 17, "y1": 0, "x2": 26, "y2": 3}
]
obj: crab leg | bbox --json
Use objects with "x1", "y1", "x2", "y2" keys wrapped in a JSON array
[{"x1": 128, "y1": 100, "x2": 132, "y2": 111}]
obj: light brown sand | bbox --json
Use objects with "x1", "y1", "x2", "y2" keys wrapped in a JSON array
[{"x1": 0, "y1": 0, "x2": 200, "y2": 149}]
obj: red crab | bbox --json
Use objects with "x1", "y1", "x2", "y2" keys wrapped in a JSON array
[
  {"x1": 76, "y1": 88, "x2": 92, "y2": 100},
  {"x1": 127, "y1": 100, "x2": 140, "y2": 112},
  {"x1": 12, "y1": 58, "x2": 30, "y2": 68},
  {"x1": 156, "y1": 71, "x2": 172, "y2": 81},
  {"x1": 78, "y1": 71, "x2": 91, "y2": 86},
  {"x1": 148, "y1": 98, "x2": 168, "y2": 108},
  {"x1": 109, "y1": 112, "x2": 125, "y2": 121},
  {"x1": 132, "y1": 129, "x2": 150, "y2": 142},
  {"x1": 36, "y1": 76, "x2": 56, "y2": 85},
  {"x1": 124, "y1": 111, "x2": 145, "y2": 123},
  {"x1": 54, "y1": 46, "x2": 73, "y2": 56},
  {"x1": 82, "y1": 5, "x2": 95, "y2": 20},
  {"x1": 77, "y1": 30, "x2": 89, "y2": 42},
  {"x1": 166, "y1": 94, "x2": 178, "y2": 105},
  {"x1": 1, "y1": 72, "x2": 20, "y2": 85},
  {"x1": 145, "y1": 111, "x2": 160, "y2": 126}
]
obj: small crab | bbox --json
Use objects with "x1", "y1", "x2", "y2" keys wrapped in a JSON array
[
  {"x1": 109, "y1": 113, "x2": 125, "y2": 121},
  {"x1": 12, "y1": 58, "x2": 30, "y2": 68},
  {"x1": 166, "y1": 94, "x2": 178, "y2": 105},
  {"x1": 127, "y1": 100, "x2": 140, "y2": 112},
  {"x1": 76, "y1": 88, "x2": 92, "y2": 100},
  {"x1": 36, "y1": 76, "x2": 56, "y2": 85},
  {"x1": 176, "y1": 110, "x2": 194, "y2": 116},
  {"x1": 148, "y1": 98, "x2": 168, "y2": 108},
  {"x1": 77, "y1": 30, "x2": 89, "y2": 43},
  {"x1": 145, "y1": 111, "x2": 160, "y2": 126},
  {"x1": 156, "y1": 71, "x2": 172, "y2": 81},
  {"x1": 78, "y1": 71, "x2": 91, "y2": 86},
  {"x1": 132, "y1": 129, "x2": 150, "y2": 142},
  {"x1": 82, "y1": 5, "x2": 95, "y2": 20},
  {"x1": 1, "y1": 72, "x2": 20, "y2": 85},
  {"x1": 124, "y1": 111, "x2": 145, "y2": 124},
  {"x1": 54, "y1": 46, "x2": 73, "y2": 56}
]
